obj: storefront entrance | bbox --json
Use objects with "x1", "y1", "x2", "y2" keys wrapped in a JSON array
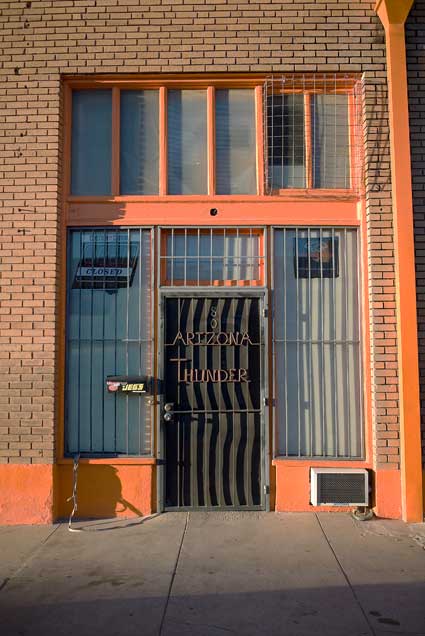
[{"x1": 162, "y1": 294, "x2": 266, "y2": 510}]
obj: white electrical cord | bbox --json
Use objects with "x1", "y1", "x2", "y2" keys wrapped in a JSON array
[{"x1": 67, "y1": 453, "x2": 82, "y2": 533}]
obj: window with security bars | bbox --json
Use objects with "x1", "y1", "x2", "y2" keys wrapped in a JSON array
[
  {"x1": 160, "y1": 228, "x2": 265, "y2": 286},
  {"x1": 65, "y1": 228, "x2": 153, "y2": 456},
  {"x1": 265, "y1": 75, "x2": 362, "y2": 193},
  {"x1": 273, "y1": 227, "x2": 363, "y2": 458}
]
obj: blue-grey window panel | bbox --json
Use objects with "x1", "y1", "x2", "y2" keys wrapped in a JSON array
[
  {"x1": 311, "y1": 94, "x2": 350, "y2": 189},
  {"x1": 165, "y1": 229, "x2": 261, "y2": 284},
  {"x1": 167, "y1": 90, "x2": 208, "y2": 195},
  {"x1": 267, "y1": 93, "x2": 305, "y2": 189},
  {"x1": 71, "y1": 90, "x2": 112, "y2": 195},
  {"x1": 66, "y1": 229, "x2": 152, "y2": 456},
  {"x1": 120, "y1": 90, "x2": 159, "y2": 195},
  {"x1": 215, "y1": 89, "x2": 257, "y2": 195},
  {"x1": 273, "y1": 228, "x2": 362, "y2": 458}
]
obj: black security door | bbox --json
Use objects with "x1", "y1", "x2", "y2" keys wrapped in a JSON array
[{"x1": 164, "y1": 296, "x2": 264, "y2": 509}]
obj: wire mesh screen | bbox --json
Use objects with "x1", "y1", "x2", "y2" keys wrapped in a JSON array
[
  {"x1": 66, "y1": 228, "x2": 153, "y2": 456},
  {"x1": 264, "y1": 75, "x2": 363, "y2": 194},
  {"x1": 160, "y1": 228, "x2": 265, "y2": 286},
  {"x1": 273, "y1": 227, "x2": 363, "y2": 458}
]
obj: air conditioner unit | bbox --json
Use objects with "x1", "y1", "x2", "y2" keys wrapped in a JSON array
[{"x1": 310, "y1": 468, "x2": 369, "y2": 507}]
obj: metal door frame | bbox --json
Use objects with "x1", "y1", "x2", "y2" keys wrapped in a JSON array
[{"x1": 156, "y1": 288, "x2": 270, "y2": 512}]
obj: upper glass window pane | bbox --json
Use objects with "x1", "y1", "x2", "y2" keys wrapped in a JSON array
[
  {"x1": 215, "y1": 89, "x2": 257, "y2": 195},
  {"x1": 167, "y1": 90, "x2": 207, "y2": 195},
  {"x1": 71, "y1": 90, "x2": 112, "y2": 196},
  {"x1": 312, "y1": 94, "x2": 350, "y2": 189},
  {"x1": 120, "y1": 90, "x2": 159, "y2": 195},
  {"x1": 267, "y1": 93, "x2": 305, "y2": 189}
]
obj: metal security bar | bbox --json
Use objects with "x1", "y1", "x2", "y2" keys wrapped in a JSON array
[
  {"x1": 264, "y1": 75, "x2": 363, "y2": 194},
  {"x1": 272, "y1": 227, "x2": 363, "y2": 458},
  {"x1": 163, "y1": 295, "x2": 264, "y2": 509},
  {"x1": 160, "y1": 228, "x2": 265, "y2": 286},
  {"x1": 65, "y1": 228, "x2": 153, "y2": 456}
]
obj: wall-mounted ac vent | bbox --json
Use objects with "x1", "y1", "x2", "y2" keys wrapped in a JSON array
[{"x1": 310, "y1": 468, "x2": 369, "y2": 507}]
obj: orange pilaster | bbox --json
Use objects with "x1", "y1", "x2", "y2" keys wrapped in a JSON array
[{"x1": 375, "y1": 0, "x2": 423, "y2": 522}]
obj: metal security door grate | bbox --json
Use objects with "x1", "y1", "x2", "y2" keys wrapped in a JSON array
[{"x1": 164, "y1": 296, "x2": 264, "y2": 509}]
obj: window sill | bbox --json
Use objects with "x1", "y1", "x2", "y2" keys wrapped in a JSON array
[
  {"x1": 57, "y1": 457, "x2": 156, "y2": 466},
  {"x1": 272, "y1": 457, "x2": 369, "y2": 466},
  {"x1": 67, "y1": 191, "x2": 361, "y2": 204}
]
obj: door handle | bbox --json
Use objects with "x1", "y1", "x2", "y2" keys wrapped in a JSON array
[{"x1": 164, "y1": 402, "x2": 174, "y2": 421}]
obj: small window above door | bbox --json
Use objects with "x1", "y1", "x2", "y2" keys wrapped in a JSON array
[{"x1": 160, "y1": 228, "x2": 265, "y2": 287}]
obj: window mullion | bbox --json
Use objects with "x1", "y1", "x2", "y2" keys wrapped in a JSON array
[
  {"x1": 348, "y1": 88, "x2": 356, "y2": 191},
  {"x1": 207, "y1": 86, "x2": 216, "y2": 196},
  {"x1": 111, "y1": 87, "x2": 120, "y2": 196},
  {"x1": 304, "y1": 92, "x2": 313, "y2": 190},
  {"x1": 255, "y1": 85, "x2": 265, "y2": 196},
  {"x1": 159, "y1": 86, "x2": 167, "y2": 196}
]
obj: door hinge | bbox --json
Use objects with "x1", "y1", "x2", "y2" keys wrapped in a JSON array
[
  {"x1": 263, "y1": 484, "x2": 270, "y2": 495},
  {"x1": 262, "y1": 307, "x2": 268, "y2": 318},
  {"x1": 263, "y1": 397, "x2": 276, "y2": 407}
]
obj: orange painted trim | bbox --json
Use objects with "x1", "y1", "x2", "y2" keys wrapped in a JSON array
[
  {"x1": 57, "y1": 82, "x2": 72, "y2": 463},
  {"x1": 57, "y1": 457, "x2": 156, "y2": 465},
  {"x1": 348, "y1": 91, "x2": 356, "y2": 191},
  {"x1": 360, "y1": 197, "x2": 374, "y2": 466},
  {"x1": 255, "y1": 85, "x2": 265, "y2": 196},
  {"x1": 375, "y1": 0, "x2": 414, "y2": 28},
  {"x1": 304, "y1": 93, "x2": 313, "y2": 189},
  {"x1": 159, "y1": 87, "x2": 167, "y2": 196},
  {"x1": 111, "y1": 87, "x2": 120, "y2": 196},
  {"x1": 67, "y1": 191, "x2": 359, "y2": 204},
  {"x1": 64, "y1": 73, "x2": 362, "y2": 91},
  {"x1": 375, "y1": 0, "x2": 423, "y2": 522},
  {"x1": 207, "y1": 86, "x2": 216, "y2": 195},
  {"x1": 67, "y1": 200, "x2": 361, "y2": 227},
  {"x1": 63, "y1": 84, "x2": 72, "y2": 198},
  {"x1": 272, "y1": 458, "x2": 371, "y2": 468}
]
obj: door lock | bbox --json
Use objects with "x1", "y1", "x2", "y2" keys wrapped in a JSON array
[{"x1": 164, "y1": 403, "x2": 174, "y2": 421}]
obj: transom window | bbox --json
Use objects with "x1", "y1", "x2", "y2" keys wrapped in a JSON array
[
  {"x1": 69, "y1": 76, "x2": 361, "y2": 198},
  {"x1": 160, "y1": 228, "x2": 265, "y2": 286}
]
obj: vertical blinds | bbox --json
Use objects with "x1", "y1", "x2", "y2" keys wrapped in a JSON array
[
  {"x1": 167, "y1": 90, "x2": 208, "y2": 195},
  {"x1": 273, "y1": 227, "x2": 363, "y2": 458},
  {"x1": 120, "y1": 90, "x2": 159, "y2": 195},
  {"x1": 71, "y1": 90, "x2": 112, "y2": 196},
  {"x1": 215, "y1": 89, "x2": 257, "y2": 195}
]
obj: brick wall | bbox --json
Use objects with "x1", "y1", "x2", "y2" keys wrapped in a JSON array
[
  {"x1": 0, "y1": 0, "x2": 398, "y2": 468},
  {"x1": 406, "y1": 0, "x2": 425, "y2": 468}
]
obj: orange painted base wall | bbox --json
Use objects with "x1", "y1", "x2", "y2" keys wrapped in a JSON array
[
  {"x1": 0, "y1": 462, "x2": 411, "y2": 524},
  {"x1": 0, "y1": 463, "x2": 155, "y2": 525},
  {"x1": 55, "y1": 463, "x2": 155, "y2": 520},
  {"x1": 0, "y1": 464, "x2": 55, "y2": 525},
  {"x1": 272, "y1": 461, "x2": 403, "y2": 519},
  {"x1": 374, "y1": 468, "x2": 402, "y2": 520}
]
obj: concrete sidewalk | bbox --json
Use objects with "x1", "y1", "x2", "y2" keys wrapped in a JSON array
[{"x1": 0, "y1": 513, "x2": 424, "y2": 636}]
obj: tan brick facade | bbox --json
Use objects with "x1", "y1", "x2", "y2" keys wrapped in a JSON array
[{"x1": 0, "y1": 2, "x2": 400, "y2": 482}]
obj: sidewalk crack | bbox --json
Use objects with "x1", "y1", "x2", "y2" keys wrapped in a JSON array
[
  {"x1": 315, "y1": 513, "x2": 377, "y2": 636},
  {"x1": 0, "y1": 524, "x2": 60, "y2": 594},
  {"x1": 159, "y1": 512, "x2": 189, "y2": 635}
]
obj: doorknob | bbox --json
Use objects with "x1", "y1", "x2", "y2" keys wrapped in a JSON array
[{"x1": 164, "y1": 402, "x2": 174, "y2": 421}]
